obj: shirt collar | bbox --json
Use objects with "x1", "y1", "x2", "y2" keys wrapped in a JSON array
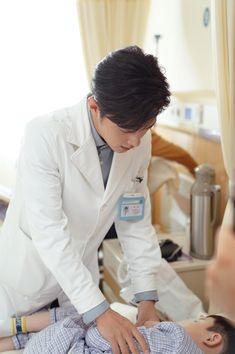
[{"x1": 87, "y1": 98, "x2": 107, "y2": 148}]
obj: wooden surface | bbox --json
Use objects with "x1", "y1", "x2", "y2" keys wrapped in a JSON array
[
  {"x1": 103, "y1": 268, "x2": 125, "y2": 304},
  {"x1": 153, "y1": 125, "x2": 228, "y2": 224}
]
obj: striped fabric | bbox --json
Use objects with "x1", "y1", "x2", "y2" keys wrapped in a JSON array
[{"x1": 12, "y1": 307, "x2": 203, "y2": 354}]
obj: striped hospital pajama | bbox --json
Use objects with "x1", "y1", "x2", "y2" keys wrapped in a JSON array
[{"x1": 13, "y1": 307, "x2": 204, "y2": 354}]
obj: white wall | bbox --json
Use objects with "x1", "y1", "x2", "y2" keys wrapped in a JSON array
[
  {"x1": 145, "y1": 0, "x2": 214, "y2": 93},
  {"x1": 0, "y1": 0, "x2": 88, "y2": 190}
]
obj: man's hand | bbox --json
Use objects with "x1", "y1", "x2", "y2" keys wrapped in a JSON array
[
  {"x1": 136, "y1": 300, "x2": 160, "y2": 327},
  {"x1": 143, "y1": 320, "x2": 159, "y2": 328},
  {"x1": 96, "y1": 308, "x2": 149, "y2": 354}
]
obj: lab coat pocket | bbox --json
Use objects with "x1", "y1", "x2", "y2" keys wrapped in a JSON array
[{"x1": 11, "y1": 228, "x2": 50, "y2": 296}]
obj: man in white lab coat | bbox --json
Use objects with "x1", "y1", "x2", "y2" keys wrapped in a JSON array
[{"x1": 0, "y1": 46, "x2": 170, "y2": 353}]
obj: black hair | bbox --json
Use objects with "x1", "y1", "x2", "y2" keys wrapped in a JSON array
[
  {"x1": 91, "y1": 45, "x2": 171, "y2": 131},
  {"x1": 207, "y1": 315, "x2": 235, "y2": 354}
]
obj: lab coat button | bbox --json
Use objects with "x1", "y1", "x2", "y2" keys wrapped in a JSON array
[{"x1": 100, "y1": 204, "x2": 107, "y2": 211}]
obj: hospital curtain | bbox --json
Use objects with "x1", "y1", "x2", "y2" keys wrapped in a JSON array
[
  {"x1": 211, "y1": 0, "x2": 235, "y2": 226},
  {"x1": 76, "y1": 0, "x2": 151, "y2": 82}
]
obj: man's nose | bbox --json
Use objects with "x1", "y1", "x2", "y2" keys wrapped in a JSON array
[{"x1": 127, "y1": 132, "x2": 141, "y2": 147}]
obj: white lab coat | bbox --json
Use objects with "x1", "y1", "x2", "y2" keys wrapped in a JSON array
[{"x1": 0, "y1": 96, "x2": 161, "y2": 316}]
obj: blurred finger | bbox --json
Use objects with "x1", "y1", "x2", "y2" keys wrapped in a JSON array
[
  {"x1": 143, "y1": 321, "x2": 157, "y2": 328},
  {"x1": 111, "y1": 340, "x2": 120, "y2": 354},
  {"x1": 116, "y1": 336, "x2": 131, "y2": 354},
  {"x1": 132, "y1": 328, "x2": 149, "y2": 353}
]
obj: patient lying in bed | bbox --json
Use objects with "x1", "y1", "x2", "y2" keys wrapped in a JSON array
[{"x1": 0, "y1": 307, "x2": 234, "y2": 354}]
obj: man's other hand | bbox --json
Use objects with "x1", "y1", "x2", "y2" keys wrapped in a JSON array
[
  {"x1": 96, "y1": 308, "x2": 149, "y2": 354},
  {"x1": 136, "y1": 300, "x2": 160, "y2": 327}
]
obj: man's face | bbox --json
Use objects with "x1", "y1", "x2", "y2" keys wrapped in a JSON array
[
  {"x1": 183, "y1": 316, "x2": 216, "y2": 336},
  {"x1": 95, "y1": 116, "x2": 155, "y2": 153},
  {"x1": 88, "y1": 97, "x2": 155, "y2": 153}
]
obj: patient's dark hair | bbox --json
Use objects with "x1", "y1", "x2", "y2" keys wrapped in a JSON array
[
  {"x1": 207, "y1": 315, "x2": 235, "y2": 354},
  {"x1": 91, "y1": 45, "x2": 171, "y2": 131}
]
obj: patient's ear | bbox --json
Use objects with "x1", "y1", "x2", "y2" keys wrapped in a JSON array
[{"x1": 203, "y1": 333, "x2": 223, "y2": 347}]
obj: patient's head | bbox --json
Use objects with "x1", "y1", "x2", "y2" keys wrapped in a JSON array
[{"x1": 183, "y1": 315, "x2": 235, "y2": 354}]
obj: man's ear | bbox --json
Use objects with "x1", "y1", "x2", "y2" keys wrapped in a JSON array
[
  {"x1": 88, "y1": 96, "x2": 99, "y2": 113},
  {"x1": 203, "y1": 333, "x2": 223, "y2": 347}
]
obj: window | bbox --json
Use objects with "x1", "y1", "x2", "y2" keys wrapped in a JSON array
[{"x1": 0, "y1": 0, "x2": 88, "y2": 188}]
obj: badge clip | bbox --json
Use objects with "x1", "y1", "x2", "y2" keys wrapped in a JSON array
[{"x1": 133, "y1": 176, "x2": 144, "y2": 184}]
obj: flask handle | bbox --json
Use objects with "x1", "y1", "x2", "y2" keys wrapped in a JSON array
[{"x1": 211, "y1": 185, "x2": 221, "y2": 226}]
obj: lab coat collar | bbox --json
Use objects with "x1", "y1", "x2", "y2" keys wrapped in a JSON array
[{"x1": 66, "y1": 96, "x2": 134, "y2": 201}]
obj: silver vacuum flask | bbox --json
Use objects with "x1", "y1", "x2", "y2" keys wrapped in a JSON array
[{"x1": 190, "y1": 164, "x2": 221, "y2": 259}]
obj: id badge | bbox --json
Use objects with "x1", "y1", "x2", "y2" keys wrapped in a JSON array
[{"x1": 118, "y1": 193, "x2": 145, "y2": 221}]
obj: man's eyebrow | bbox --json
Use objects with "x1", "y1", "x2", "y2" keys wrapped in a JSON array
[{"x1": 120, "y1": 120, "x2": 156, "y2": 133}]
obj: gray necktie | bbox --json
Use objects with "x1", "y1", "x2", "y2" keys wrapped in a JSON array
[{"x1": 97, "y1": 144, "x2": 113, "y2": 187}]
